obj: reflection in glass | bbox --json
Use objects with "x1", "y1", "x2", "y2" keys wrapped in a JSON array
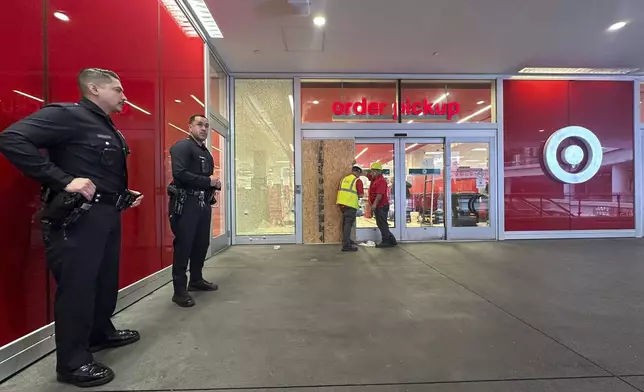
[
  {"x1": 234, "y1": 79, "x2": 294, "y2": 236},
  {"x1": 400, "y1": 81, "x2": 494, "y2": 124},
  {"x1": 450, "y1": 143, "x2": 490, "y2": 228},
  {"x1": 209, "y1": 54, "x2": 228, "y2": 120},
  {"x1": 301, "y1": 80, "x2": 398, "y2": 123},
  {"x1": 404, "y1": 143, "x2": 445, "y2": 228},
  {"x1": 211, "y1": 131, "x2": 226, "y2": 237},
  {"x1": 354, "y1": 143, "x2": 395, "y2": 229}
]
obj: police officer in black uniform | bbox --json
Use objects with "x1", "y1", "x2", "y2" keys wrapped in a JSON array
[
  {"x1": 168, "y1": 115, "x2": 220, "y2": 308},
  {"x1": 0, "y1": 68, "x2": 143, "y2": 387}
]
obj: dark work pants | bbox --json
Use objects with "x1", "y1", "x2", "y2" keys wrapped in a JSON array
[
  {"x1": 42, "y1": 204, "x2": 121, "y2": 373},
  {"x1": 341, "y1": 207, "x2": 357, "y2": 247},
  {"x1": 374, "y1": 206, "x2": 397, "y2": 244},
  {"x1": 170, "y1": 196, "x2": 211, "y2": 294}
]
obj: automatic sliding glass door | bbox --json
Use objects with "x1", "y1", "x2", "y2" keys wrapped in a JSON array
[
  {"x1": 353, "y1": 136, "x2": 497, "y2": 243},
  {"x1": 354, "y1": 138, "x2": 401, "y2": 243},
  {"x1": 400, "y1": 139, "x2": 446, "y2": 240},
  {"x1": 445, "y1": 137, "x2": 496, "y2": 240}
]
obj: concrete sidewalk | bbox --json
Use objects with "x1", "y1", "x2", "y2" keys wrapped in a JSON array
[{"x1": 3, "y1": 239, "x2": 644, "y2": 391}]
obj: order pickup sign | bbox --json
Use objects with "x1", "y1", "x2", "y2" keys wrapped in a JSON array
[{"x1": 332, "y1": 98, "x2": 460, "y2": 120}]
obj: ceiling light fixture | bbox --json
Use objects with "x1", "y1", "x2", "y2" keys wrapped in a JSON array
[
  {"x1": 126, "y1": 101, "x2": 151, "y2": 115},
  {"x1": 607, "y1": 21, "x2": 628, "y2": 31},
  {"x1": 191, "y1": 94, "x2": 204, "y2": 107},
  {"x1": 405, "y1": 143, "x2": 418, "y2": 151},
  {"x1": 175, "y1": 99, "x2": 182, "y2": 103},
  {"x1": 53, "y1": 11, "x2": 70, "y2": 22},
  {"x1": 457, "y1": 105, "x2": 492, "y2": 123},
  {"x1": 312, "y1": 100, "x2": 319, "y2": 105},
  {"x1": 518, "y1": 67, "x2": 639, "y2": 75},
  {"x1": 477, "y1": 100, "x2": 485, "y2": 105},
  {"x1": 161, "y1": 0, "x2": 223, "y2": 38},
  {"x1": 313, "y1": 16, "x2": 326, "y2": 26},
  {"x1": 288, "y1": 94, "x2": 294, "y2": 116},
  {"x1": 13, "y1": 90, "x2": 44, "y2": 102}
]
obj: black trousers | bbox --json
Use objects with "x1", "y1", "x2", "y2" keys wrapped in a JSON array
[
  {"x1": 374, "y1": 205, "x2": 397, "y2": 244},
  {"x1": 169, "y1": 196, "x2": 211, "y2": 294},
  {"x1": 42, "y1": 204, "x2": 121, "y2": 373},
  {"x1": 341, "y1": 207, "x2": 357, "y2": 247}
]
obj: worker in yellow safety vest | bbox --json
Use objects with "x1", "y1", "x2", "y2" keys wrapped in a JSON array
[{"x1": 337, "y1": 165, "x2": 365, "y2": 251}]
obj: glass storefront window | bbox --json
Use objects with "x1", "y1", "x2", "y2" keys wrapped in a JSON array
[
  {"x1": 234, "y1": 79, "x2": 295, "y2": 236},
  {"x1": 301, "y1": 80, "x2": 398, "y2": 123},
  {"x1": 209, "y1": 54, "x2": 228, "y2": 120},
  {"x1": 400, "y1": 81, "x2": 494, "y2": 123},
  {"x1": 211, "y1": 130, "x2": 226, "y2": 237},
  {"x1": 503, "y1": 80, "x2": 634, "y2": 231}
]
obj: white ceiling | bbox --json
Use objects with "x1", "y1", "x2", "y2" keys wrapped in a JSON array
[{"x1": 205, "y1": 0, "x2": 644, "y2": 74}]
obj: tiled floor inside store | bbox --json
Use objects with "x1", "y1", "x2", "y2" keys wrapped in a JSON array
[{"x1": 4, "y1": 238, "x2": 644, "y2": 391}]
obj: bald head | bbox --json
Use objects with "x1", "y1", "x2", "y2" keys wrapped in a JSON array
[{"x1": 77, "y1": 68, "x2": 126, "y2": 114}]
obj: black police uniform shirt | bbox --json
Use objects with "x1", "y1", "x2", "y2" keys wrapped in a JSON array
[
  {"x1": 0, "y1": 98, "x2": 128, "y2": 194},
  {"x1": 169, "y1": 137, "x2": 214, "y2": 190}
]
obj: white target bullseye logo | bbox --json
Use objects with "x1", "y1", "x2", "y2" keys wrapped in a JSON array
[{"x1": 543, "y1": 126, "x2": 603, "y2": 184}]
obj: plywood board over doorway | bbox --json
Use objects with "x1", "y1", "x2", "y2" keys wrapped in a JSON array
[{"x1": 302, "y1": 139, "x2": 356, "y2": 244}]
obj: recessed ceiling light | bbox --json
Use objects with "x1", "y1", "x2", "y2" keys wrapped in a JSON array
[
  {"x1": 175, "y1": 99, "x2": 182, "y2": 103},
  {"x1": 312, "y1": 100, "x2": 319, "y2": 105},
  {"x1": 54, "y1": 11, "x2": 69, "y2": 22},
  {"x1": 313, "y1": 16, "x2": 326, "y2": 27},
  {"x1": 477, "y1": 100, "x2": 485, "y2": 105},
  {"x1": 607, "y1": 21, "x2": 628, "y2": 31},
  {"x1": 539, "y1": 129, "x2": 545, "y2": 132}
]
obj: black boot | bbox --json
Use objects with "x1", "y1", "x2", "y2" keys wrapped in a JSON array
[
  {"x1": 90, "y1": 330, "x2": 140, "y2": 353},
  {"x1": 57, "y1": 362, "x2": 115, "y2": 388},
  {"x1": 188, "y1": 279, "x2": 218, "y2": 291},
  {"x1": 172, "y1": 292, "x2": 195, "y2": 307}
]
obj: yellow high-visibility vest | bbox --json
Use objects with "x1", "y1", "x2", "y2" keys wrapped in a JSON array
[{"x1": 336, "y1": 174, "x2": 360, "y2": 209}]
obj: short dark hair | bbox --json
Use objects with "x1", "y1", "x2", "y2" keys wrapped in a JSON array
[
  {"x1": 189, "y1": 114, "x2": 207, "y2": 124},
  {"x1": 77, "y1": 68, "x2": 120, "y2": 94}
]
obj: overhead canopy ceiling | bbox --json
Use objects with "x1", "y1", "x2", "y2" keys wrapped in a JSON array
[{"x1": 205, "y1": 0, "x2": 644, "y2": 74}]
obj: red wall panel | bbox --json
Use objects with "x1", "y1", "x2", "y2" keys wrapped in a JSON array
[
  {"x1": 0, "y1": 2, "x2": 48, "y2": 347},
  {"x1": 504, "y1": 80, "x2": 634, "y2": 231},
  {"x1": 160, "y1": 4, "x2": 206, "y2": 267},
  {"x1": 0, "y1": 0, "x2": 206, "y2": 346},
  {"x1": 47, "y1": 0, "x2": 162, "y2": 292}
]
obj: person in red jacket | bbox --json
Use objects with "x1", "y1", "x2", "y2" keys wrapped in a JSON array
[{"x1": 366, "y1": 162, "x2": 397, "y2": 248}]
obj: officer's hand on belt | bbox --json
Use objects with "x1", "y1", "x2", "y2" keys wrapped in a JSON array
[
  {"x1": 129, "y1": 190, "x2": 144, "y2": 207},
  {"x1": 64, "y1": 178, "x2": 96, "y2": 201}
]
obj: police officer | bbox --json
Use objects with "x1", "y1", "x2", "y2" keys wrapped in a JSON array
[
  {"x1": 168, "y1": 115, "x2": 221, "y2": 308},
  {"x1": 336, "y1": 165, "x2": 364, "y2": 251},
  {"x1": 0, "y1": 68, "x2": 143, "y2": 387}
]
